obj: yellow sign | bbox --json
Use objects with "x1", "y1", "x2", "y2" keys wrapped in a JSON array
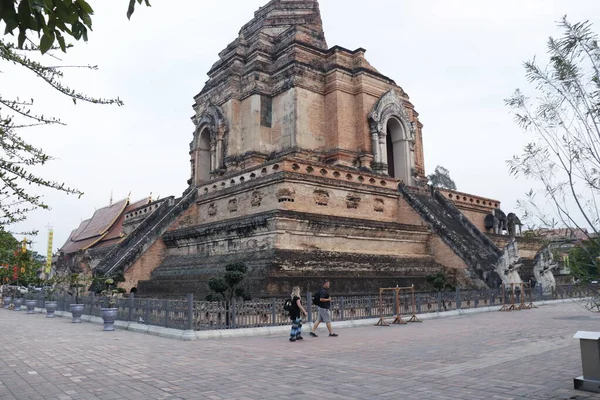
[{"x1": 45, "y1": 229, "x2": 53, "y2": 275}]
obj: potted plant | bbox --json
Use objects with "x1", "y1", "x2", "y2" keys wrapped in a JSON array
[
  {"x1": 3, "y1": 286, "x2": 12, "y2": 309},
  {"x1": 100, "y1": 278, "x2": 119, "y2": 331},
  {"x1": 68, "y1": 273, "x2": 89, "y2": 323},
  {"x1": 24, "y1": 291, "x2": 37, "y2": 314},
  {"x1": 43, "y1": 280, "x2": 59, "y2": 318},
  {"x1": 13, "y1": 286, "x2": 24, "y2": 311}
]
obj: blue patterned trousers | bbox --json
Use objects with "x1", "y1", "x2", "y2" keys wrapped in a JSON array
[{"x1": 290, "y1": 317, "x2": 303, "y2": 338}]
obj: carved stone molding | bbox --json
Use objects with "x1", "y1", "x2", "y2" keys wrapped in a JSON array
[
  {"x1": 346, "y1": 194, "x2": 361, "y2": 209},
  {"x1": 228, "y1": 198, "x2": 238, "y2": 213},
  {"x1": 276, "y1": 188, "x2": 295, "y2": 202},
  {"x1": 368, "y1": 90, "x2": 415, "y2": 142},
  {"x1": 191, "y1": 102, "x2": 229, "y2": 176},
  {"x1": 208, "y1": 203, "x2": 217, "y2": 216},
  {"x1": 368, "y1": 90, "x2": 416, "y2": 176},
  {"x1": 251, "y1": 191, "x2": 263, "y2": 207},
  {"x1": 374, "y1": 198, "x2": 384, "y2": 213},
  {"x1": 314, "y1": 189, "x2": 330, "y2": 206}
]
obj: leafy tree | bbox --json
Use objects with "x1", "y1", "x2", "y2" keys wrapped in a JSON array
[
  {"x1": 426, "y1": 271, "x2": 453, "y2": 292},
  {"x1": 0, "y1": 229, "x2": 43, "y2": 286},
  {"x1": 206, "y1": 262, "x2": 252, "y2": 303},
  {"x1": 66, "y1": 272, "x2": 92, "y2": 304},
  {"x1": 566, "y1": 239, "x2": 600, "y2": 283},
  {"x1": 428, "y1": 166, "x2": 457, "y2": 190},
  {"x1": 506, "y1": 17, "x2": 599, "y2": 257},
  {"x1": 0, "y1": 0, "x2": 150, "y2": 229}
]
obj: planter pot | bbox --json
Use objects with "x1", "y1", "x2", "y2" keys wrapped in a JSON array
[
  {"x1": 45, "y1": 301, "x2": 57, "y2": 318},
  {"x1": 25, "y1": 300, "x2": 36, "y2": 314},
  {"x1": 70, "y1": 304, "x2": 84, "y2": 323},
  {"x1": 3, "y1": 296, "x2": 11, "y2": 309},
  {"x1": 101, "y1": 308, "x2": 118, "y2": 331},
  {"x1": 13, "y1": 298, "x2": 23, "y2": 311}
]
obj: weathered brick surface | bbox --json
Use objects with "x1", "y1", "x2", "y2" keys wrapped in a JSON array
[
  {"x1": 0, "y1": 303, "x2": 598, "y2": 400},
  {"x1": 429, "y1": 234, "x2": 468, "y2": 270},
  {"x1": 123, "y1": 239, "x2": 167, "y2": 292}
]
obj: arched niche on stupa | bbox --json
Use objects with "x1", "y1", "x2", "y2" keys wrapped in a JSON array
[
  {"x1": 368, "y1": 90, "x2": 416, "y2": 185},
  {"x1": 189, "y1": 103, "x2": 229, "y2": 186}
]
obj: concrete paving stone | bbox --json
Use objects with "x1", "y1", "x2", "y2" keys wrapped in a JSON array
[{"x1": 1, "y1": 302, "x2": 600, "y2": 399}]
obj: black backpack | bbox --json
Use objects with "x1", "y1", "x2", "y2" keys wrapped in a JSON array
[
  {"x1": 312, "y1": 290, "x2": 321, "y2": 306},
  {"x1": 283, "y1": 298, "x2": 293, "y2": 312}
]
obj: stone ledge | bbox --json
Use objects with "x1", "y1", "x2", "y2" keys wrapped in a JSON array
[{"x1": 25, "y1": 298, "x2": 579, "y2": 341}]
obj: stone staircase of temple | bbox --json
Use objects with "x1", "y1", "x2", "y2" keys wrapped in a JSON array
[
  {"x1": 95, "y1": 187, "x2": 198, "y2": 277},
  {"x1": 399, "y1": 184, "x2": 503, "y2": 287}
]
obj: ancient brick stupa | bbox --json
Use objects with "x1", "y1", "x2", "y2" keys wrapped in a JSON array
[{"x1": 59, "y1": 0, "x2": 558, "y2": 296}]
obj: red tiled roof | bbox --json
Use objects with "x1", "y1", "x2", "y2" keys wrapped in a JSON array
[{"x1": 59, "y1": 198, "x2": 150, "y2": 254}]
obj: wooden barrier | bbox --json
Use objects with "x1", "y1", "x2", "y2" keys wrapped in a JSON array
[
  {"x1": 499, "y1": 282, "x2": 537, "y2": 311},
  {"x1": 375, "y1": 285, "x2": 421, "y2": 326}
]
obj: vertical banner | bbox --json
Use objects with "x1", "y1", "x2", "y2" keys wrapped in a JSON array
[{"x1": 46, "y1": 229, "x2": 53, "y2": 275}]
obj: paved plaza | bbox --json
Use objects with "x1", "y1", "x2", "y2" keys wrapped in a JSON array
[{"x1": 1, "y1": 302, "x2": 600, "y2": 400}]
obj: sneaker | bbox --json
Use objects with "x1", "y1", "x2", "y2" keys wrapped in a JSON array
[
  {"x1": 296, "y1": 336, "x2": 303, "y2": 340},
  {"x1": 289, "y1": 337, "x2": 296, "y2": 342},
  {"x1": 309, "y1": 332, "x2": 318, "y2": 337},
  {"x1": 329, "y1": 333, "x2": 338, "y2": 337}
]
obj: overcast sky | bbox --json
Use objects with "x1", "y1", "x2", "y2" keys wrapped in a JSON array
[{"x1": 6, "y1": 0, "x2": 600, "y2": 254}]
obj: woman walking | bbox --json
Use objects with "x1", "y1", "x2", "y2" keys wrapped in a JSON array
[{"x1": 289, "y1": 286, "x2": 307, "y2": 342}]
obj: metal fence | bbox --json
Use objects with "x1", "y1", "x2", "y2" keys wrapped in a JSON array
[{"x1": 7, "y1": 283, "x2": 595, "y2": 331}]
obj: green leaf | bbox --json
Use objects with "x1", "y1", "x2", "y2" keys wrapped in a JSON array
[
  {"x1": 56, "y1": 33, "x2": 66, "y2": 52},
  {"x1": 80, "y1": 13, "x2": 91, "y2": 29},
  {"x1": 17, "y1": 0, "x2": 32, "y2": 29},
  {"x1": 39, "y1": 31, "x2": 54, "y2": 54},
  {"x1": 4, "y1": 16, "x2": 18, "y2": 35},
  {"x1": 17, "y1": 27, "x2": 26, "y2": 48},
  {"x1": 126, "y1": 0, "x2": 135, "y2": 20},
  {"x1": 75, "y1": 0, "x2": 93, "y2": 15},
  {"x1": 27, "y1": 0, "x2": 46, "y2": 13}
]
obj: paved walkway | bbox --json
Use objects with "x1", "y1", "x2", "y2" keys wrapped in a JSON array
[{"x1": 1, "y1": 302, "x2": 600, "y2": 400}]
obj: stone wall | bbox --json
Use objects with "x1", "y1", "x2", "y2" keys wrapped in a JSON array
[
  {"x1": 139, "y1": 248, "x2": 443, "y2": 297},
  {"x1": 428, "y1": 234, "x2": 468, "y2": 270},
  {"x1": 122, "y1": 239, "x2": 167, "y2": 292},
  {"x1": 488, "y1": 234, "x2": 545, "y2": 259},
  {"x1": 196, "y1": 158, "x2": 406, "y2": 226},
  {"x1": 437, "y1": 188, "x2": 499, "y2": 232}
]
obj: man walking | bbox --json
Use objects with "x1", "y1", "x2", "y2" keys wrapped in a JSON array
[{"x1": 309, "y1": 280, "x2": 338, "y2": 337}]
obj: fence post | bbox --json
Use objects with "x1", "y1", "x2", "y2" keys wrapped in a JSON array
[
  {"x1": 164, "y1": 299, "x2": 169, "y2": 328},
  {"x1": 340, "y1": 296, "x2": 345, "y2": 321},
  {"x1": 187, "y1": 294, "x2": 194, "y2": 331},
  {"x1": 437, "y1": 291, "x2": 442, "y2": 312},
  {"x1": 272, "y1": 298, "x2": 277, "y2": 326},
  {"x1": 455, "y1": 288, "x2": 461, "y2": 310},
  {"x1": 367, "y1": 296, "x2": 372, "y2": 318},
  {"x1": 144, "y1": 298, "x2": 150, "y2": 324},
  {"x1": 568, "y1": 283, "x2": 572, "y2": 298},
  {"x1": 91, "y1": 292, "x2": 95, "y2": 315},
  {"x1": 306, "y1": 292, "x2": 312, "y2": 323},
  {"x1": 416, "y1": 294, "x2": 421, "y2": 314},
  {"x1": 128, "y1": 293, "x2": 134, "y2": 322},
  {"x1": 231, "y1": 299, "x2": 236, "y2": 329}
]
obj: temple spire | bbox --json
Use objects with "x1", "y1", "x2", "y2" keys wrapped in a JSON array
[{"x1": 240, "y1": 0, "x2": 327, "y2": 49}]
